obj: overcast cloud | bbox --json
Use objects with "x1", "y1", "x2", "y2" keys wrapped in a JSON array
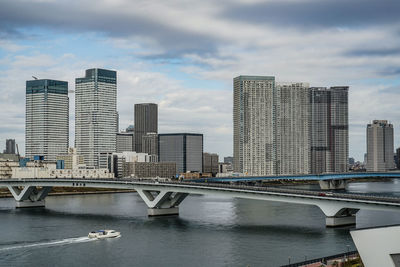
[{"x1": 0, "y1": 0, "x2": 399, "y2": 160}]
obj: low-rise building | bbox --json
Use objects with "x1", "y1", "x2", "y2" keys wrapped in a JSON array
[
  {"x1": 12, "y1": 165, "x2": 113, "y2": 179},
  {"x1": 203, "y1": 152, "x2": 219, "y2": 176},
  {"x1": 0, "y1": 154, "x2": 20, "y2": 178},
  {"x1": 124, "y1": 162, "x2": 176, "y2": 178},
  {"x1": 56, "y1": 148, "x2": 85, "y2": 169},
  {"x1": 100, "y1": 151, "x2": 156, "y2": 178}
]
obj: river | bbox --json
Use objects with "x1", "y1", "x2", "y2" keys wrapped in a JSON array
[{"x1": 0, "y1": 180, "x2": 399, "y2": 266}]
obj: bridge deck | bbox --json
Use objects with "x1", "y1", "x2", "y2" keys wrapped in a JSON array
[{"x1": 1, "y1": 178, "x2": 400, "y2": 206}]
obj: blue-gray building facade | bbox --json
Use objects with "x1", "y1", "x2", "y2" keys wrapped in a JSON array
[{"x1": 158, "y1": 133, "x2": 203, "y2": 173}]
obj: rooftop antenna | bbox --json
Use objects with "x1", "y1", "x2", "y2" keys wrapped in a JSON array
[{"x1": 32, "y1": 76, "x2": 38, "y2": 80}]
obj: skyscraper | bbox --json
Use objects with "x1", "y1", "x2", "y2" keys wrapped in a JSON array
[
  {"x1": 4, "y1": 139, "x2": 16, "y2": 154},
  {"x1": 134, "y1": 103, "x2": 158, "y2": 153},
  {"x1": 75, "y1": 68, "x2": 117, "y2": 168},
  {"x1": 158, "y1": 133, "x2": 203, "y2": 173},
  {"x1": 366, "y1": 120, "x2": 395, "y2": 171},
  {"x1": 233, "y1": 76, "x2": 276, "y2": 175},
  {"x1": 310, "y1": 87, "x2": 349, "y2": 173},
  {"x1": 276, "y1": 82, "x2": 310, "y2": 175},
  {"x1": 25, "y1": 79, "x2": 69, "y2": 161}
]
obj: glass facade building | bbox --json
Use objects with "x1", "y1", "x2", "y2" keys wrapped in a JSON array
[
  {"x1": 75, "y1": 68, "x2": 117, "y2": 168},
  {"x1": 134, "y1": 103, "x2": 158, "y2": 153},
  {"x1": 310, "y1": 87, "x2": 349, "y2": 173},
  {"x1": 158, "y1": 133, "x2": 203, "y2": 173},
  {"x1": 25, "y1": 79, "x2": 69, "y2": 161}
]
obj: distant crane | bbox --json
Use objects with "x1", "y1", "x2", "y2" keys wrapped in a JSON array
[
  {"x1": 32, "y1": 76, "x2": 38, "y2": 80},
  {"x1": 15, "y1": 143, "x2": 20, "y2": 161}
]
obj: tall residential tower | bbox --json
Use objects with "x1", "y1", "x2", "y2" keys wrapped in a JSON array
[
  {"x1": 366, "y1": 120, "x2": 395, "y2": 171},
  {"x1": 310, "y1": 87, "x2": 349, "y2": 173},
  {"x1": 233, "y1": 76, "x2": 349, "y2": 176},
  {"x1": 75, "y1": 68, "x2": 117, "y2": 168},
  {"x1": 276, "y1": 82, "x2": 311, "y2": 175},
  {"x1": 233, "y1": 76, "x2": 276, "y2": 175},
  {"x1": 25, "y1": 79, "x2": 69, "y2": 161}
]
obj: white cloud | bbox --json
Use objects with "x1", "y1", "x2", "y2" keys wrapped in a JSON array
[{"x1": 0, "y1": 0, "x2": 399, "y2": 161}]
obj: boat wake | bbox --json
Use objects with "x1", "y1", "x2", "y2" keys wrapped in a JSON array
[{"x1": 0, "y1": 237, "x2": 94, "y2": 252}]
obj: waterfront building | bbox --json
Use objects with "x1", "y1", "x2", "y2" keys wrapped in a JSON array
[
  {"x1": 4, "y1": 139, "x2": 16, "y2": 154},
  {"x1": 366, "y1": 120, "x2": 395, "y2": 171},
  {"x1": 124, "y1": 161, "x2": 176, "y2": 178},
  {"x1": 116, "y1": 132, "x2": 135, "y2": 153},
  {"x1": 56, "y1": 148, "x2": 85, "y2": 169},
  {"x1": 26, "y1": 79, "x2": 69, "y2": 161},
  {"x1": 142, "y1": 132, "x2": 158, "y2": 160},
  {"x1": 134, "y1": 103, "x2": 157, "y2": 153},
  {"x1": 276, "y1": 82, "x2": 310, "y2": 175},
  {"x1": 203, "y1": 152, "x2": 219, "y2": 175},
  {"x1": 75, "y1": 68, "x2": 117, "y2": 168},
  {"x1": 310, "y1": 87, "x2": 349, "y2": 174},
  {"x1": 158, "y1": 133, "x2": 203, "y2": 173},
  {"x1": 100, "y1": 151, "x2": 155, "y2": 178},
  {"x1": 0, "y1": 154, "x2": 20, "y2": 178},
  {"x1": 233, "y1": 76, "x2": 276, "y2": 175}
]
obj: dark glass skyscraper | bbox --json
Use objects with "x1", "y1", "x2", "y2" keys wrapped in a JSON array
[
  {"x1": 134, "y1": 103, "x2": 158, "y2": 153},
  {"x1": 310, "y1": 86, "x2": 349, "y2": 173},
  {"x1": 158, "y1": 133, "x2": 203, "y2": 173},
  {"x1": 4, "y1": 139, "x2": 16, "y2": 154}
]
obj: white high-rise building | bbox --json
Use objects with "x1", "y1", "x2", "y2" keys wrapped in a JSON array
[
  {"x1": 233, "y1": 76, "x2": 349, "y2": 176},
  {"x1": 25, "y1": 79, "x2": 69, "y2": 161},
  {"x1": 75, "y1": 68, "x2": 117, "y2": 168},
  {"x1": 366, "y1": 120, "x2": 395, "y2": 171},
  {"x1": 276, "y1": 82, "x2": 310, "y2": 175},
  {"x1": 233, "y1": 76, "x2": 276, "y2": 175}
]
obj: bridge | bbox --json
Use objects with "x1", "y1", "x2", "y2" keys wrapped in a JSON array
[
  {"x1": 189, "y1": 172, "x2": 400, "y2": 190},
  {"x1": 1, "y1": 178, "x2": 400, "y2": 227}
]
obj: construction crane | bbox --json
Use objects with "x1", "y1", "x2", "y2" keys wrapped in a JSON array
[
  {"x1": 32, "y1": 76, "x2": 38, "y2": 80},
  {"x1": 16, "y1": 143, "x2": 20, "y2": 162}
]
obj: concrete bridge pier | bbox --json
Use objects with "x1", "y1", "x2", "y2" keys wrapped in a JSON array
[
  {"x1": 136, "y1": 188, "x2": 188, "y2": 216},
  {"x1": 7, "y1": 185, "x2": 52, "y2": 208},
  {"x1": 318, "y1": 204, "x2": 359, "y2": 227},
  {"x1": 319, "y1": 179, "x2": 347, "y2": 190}
]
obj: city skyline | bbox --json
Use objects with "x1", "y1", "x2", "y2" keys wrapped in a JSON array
[
  {"x1": 1, "y1": 0, "x2": 400, "y2": 161},
  {"x1": 1, "y1": 69, "x2": 397, "y2": 162}
]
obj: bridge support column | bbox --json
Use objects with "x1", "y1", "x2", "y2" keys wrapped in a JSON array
[
  {"x1": 7, "y1": 186, "x2": 52, "y2": 208},
  {"x1": 326, "y1": 215, "x2": 356, "y2": 227},
  {"x1": 319, "y1": 206, "x2": 359, "y2": 227},
  {"x1": 319, "y1": 179, "x2": 347, "y2": 190},
  {"x1": 136, "y1": 188, "x2": 188, "y2": 217}
]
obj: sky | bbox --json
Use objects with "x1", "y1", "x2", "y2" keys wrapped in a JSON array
[{"x1": 0, "y1": 0, "x2": 399, "y2": 161}]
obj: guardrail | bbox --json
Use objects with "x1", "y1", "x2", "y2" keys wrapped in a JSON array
[
  {"x1": 280, "y1": 250, "x2": 359, "y2": 267},
  {"x1": 1, "y1": 178, "x2": 400, "y2": 204}
]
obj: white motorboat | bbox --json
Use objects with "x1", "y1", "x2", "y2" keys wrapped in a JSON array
[{"x1": 88, "y1": 230, "x2": 121, "y2": 239}]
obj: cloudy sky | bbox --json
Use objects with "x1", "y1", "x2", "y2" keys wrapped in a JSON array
[{"x1": 0, "y1": 0, "x2": 399, "y2": 161}]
